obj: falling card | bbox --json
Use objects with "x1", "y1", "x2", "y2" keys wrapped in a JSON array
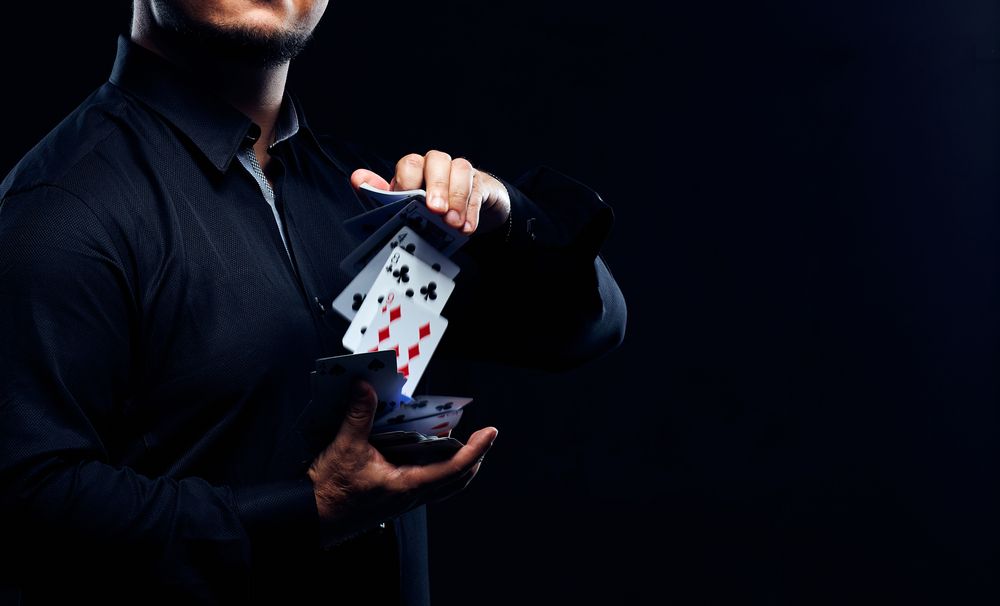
[
  {"x1": 342, "y1": 198, "x2": 408, "y2": 242},
  {"x1": 342, "y1": 248, "x2": 455, "y2": 352},
  {"x1": 340, "y1": 199, "x2": 468, "y2": 277},
  {"x1": 356, "y1": 290, "x2": 448, "y2": 397},
  {"x1": 331, "y1": 228, "x2": 460, "y2": 322}
]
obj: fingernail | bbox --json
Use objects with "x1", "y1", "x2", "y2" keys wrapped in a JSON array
[
  {"x1": 445, "y1": 210, "x2": 461, "y2": 225},
  {"x1": 462, "y1": 221, "x2": 472, "y2": 233},
  {"x1": 429, "y1": 196, "x2": 447, "y2": 211},
  {"x1": 351, "y1": 380, "x2": 369, "y2": 399}
]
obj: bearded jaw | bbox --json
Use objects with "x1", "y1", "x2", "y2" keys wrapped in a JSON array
[{"x1": 149, "y1": 0, "x2": 316, "y2": 68}]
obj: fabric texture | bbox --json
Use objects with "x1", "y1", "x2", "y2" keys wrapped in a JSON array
[{"x1": 0, "y1": 36, "x2": 625, "y2": 604}]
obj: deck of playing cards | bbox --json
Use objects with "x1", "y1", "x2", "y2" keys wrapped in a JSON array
[{"x1": 293, "y1": 184, "x2": 475, "y2": 465}]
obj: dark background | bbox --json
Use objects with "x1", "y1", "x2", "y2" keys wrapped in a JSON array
[{"x1": 3, "y1": 1, "x2": 998, "y2": 604}]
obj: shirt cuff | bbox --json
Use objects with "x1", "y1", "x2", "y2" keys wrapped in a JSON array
[
  {"x1": 493, "y1": 166, "x2": 615, "y2": 258},
  {"x1": 231, "y1": 478, "x2": 320, "y2": 554}
]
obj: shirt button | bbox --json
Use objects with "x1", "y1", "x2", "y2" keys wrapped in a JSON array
[{"x1": 243, "y1": 123, "x2": 262, "y2": 146}]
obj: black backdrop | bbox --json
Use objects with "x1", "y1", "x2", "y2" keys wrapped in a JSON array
[{"x1": 2, "y1": 1, "x2": 997, "y2": 604}]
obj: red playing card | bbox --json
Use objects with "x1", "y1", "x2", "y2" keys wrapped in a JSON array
[{"x1": 357, "y1": 290, "x2": 448, "y2": 397}]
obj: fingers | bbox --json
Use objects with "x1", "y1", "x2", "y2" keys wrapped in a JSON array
[
  {"x1": 350, "y1": 168, "x2": 391, "y2": 193},
  {"x1": 464, "y1": 170, "x2": 486, "y2": 234},
  {"x1": 394, "y1": 151, "x2": 479, "y2": 234},
  {"x1": 332, "y1": 379, "x2": 378, "y2": 447},
  {"x1": 430, "y1": 460, "x2": 483, "y2": 503},
  {"x1": 405, "y1": 426, "x2": 497, "y2": 493},
  {"x1": 404, "y1": 460, "x2": 482, "y2": 514},
  {"x1": 418, "y1": 150, "x2": 454, "y2": 218},
  {"x1": 394, "y1": 153, "x2": 426, "y2": 192},
  {"x1": 443, "y1": 158, "x2": 474, "y2": 233}
]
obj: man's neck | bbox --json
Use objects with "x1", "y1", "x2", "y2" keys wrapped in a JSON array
[{"x1": 131, "y1": 4, "x2": 288, "y2": 171}]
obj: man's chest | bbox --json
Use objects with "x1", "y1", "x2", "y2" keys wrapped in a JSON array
[{"x1": 107, "y1": 152, "x2": 360, "y2": 442}]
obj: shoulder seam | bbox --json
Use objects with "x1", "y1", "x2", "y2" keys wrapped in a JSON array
[
  {"x1": 1, "y1": 183, "x2": 135, "y2": 301},
  {"x1": 2, "y1": 92, "x2": 132, "y2": 199}
]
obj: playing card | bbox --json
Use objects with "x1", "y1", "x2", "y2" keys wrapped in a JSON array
[
  {"x1": 368, "y1": 430, "x2": 426, "y2": 447},
  {"x1": 358, "y1": 182, "x2": 426, "y2": 207},
  {"x1": 372, "y1": 396, "x2": 473, "y2": 430},
  {"x1": 395, "y1": 200, "x2": 469, "y2": 257},
  {"x1": 340, "y1": 199, "x2": 468, "y2": 277},
  {"x1": 342, "y1": 249, "x2": 455, "y2": 351},
  {"x1": 373, "y1": 409, "x2": 464, "y2": 437},
  {"x1": 354, "y1": 291, "x2": 449, "y2": 397},
  {"x1": 294, "y1": 350, "x2": 400, "y2": 438},
  {"x1": 369, "y1": 432, "x2": 464, "y2": 466},
  {"x1": 372, "y1": 372, "x2": 409, "y2": 422},
  {"x1": 330, "y1": 228, "x2": 460, "y2": 322},
  {"x1": 342, "y1": 198, "x2": 408, "y2": 242}
]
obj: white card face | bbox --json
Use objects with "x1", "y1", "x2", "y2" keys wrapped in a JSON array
[
  {"x1": 339, "y1": 199, "x2": 468, "y2": 277},
  {"x1": 356, "y1": 291, "x2": 448, "y2": 397},
  {"x1": 342, "y1": 248, "x2": 455, "y2": 351},
  {"x1": 331, "y1": 228, "x2": 460, "y2": 322}
]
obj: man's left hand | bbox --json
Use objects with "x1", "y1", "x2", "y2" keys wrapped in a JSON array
[{"x1": 351, "y1": 150, "x2": 511, "y2": 235}]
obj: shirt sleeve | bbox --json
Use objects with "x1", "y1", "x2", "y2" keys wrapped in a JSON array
[
  {"x1": 0, "y1": 185, "x2": 299, "y2": 602},
  {"x1": 439, "y1": 165, "x2": 627, "y2": 371}
]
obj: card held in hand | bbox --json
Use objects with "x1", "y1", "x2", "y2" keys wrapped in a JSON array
[
  {"x1": 372, "y1": 396, "x2": 473, "y2": 430},
  {"x1": 368, "y1": 432, "x2": 464, "y2": 466},
  {"x1": 342, "y1": 198, "x2": 408, "y2": 242},
  {"x1": 294, "y1": 350, "x2": 400, "y2": 439},
  {"x1": 340, "y1": 199, "x2": 468, "y2": 277}
]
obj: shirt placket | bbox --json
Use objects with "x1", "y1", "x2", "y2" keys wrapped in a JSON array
[{"x1": 238, "y1": 145, "x2": 293, "y2": 266}]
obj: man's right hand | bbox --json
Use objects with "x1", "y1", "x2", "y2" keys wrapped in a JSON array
[{"x1": 307, "y1": 378, "x2": 497, "y2": 546}]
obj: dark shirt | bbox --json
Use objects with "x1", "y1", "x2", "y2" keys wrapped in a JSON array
[{"x1": 0, "y1": 37, "x2": 625, "y2": 605}]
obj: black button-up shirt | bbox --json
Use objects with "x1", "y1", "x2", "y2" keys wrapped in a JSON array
[{"x1": 0, "y1": 36, "x2": 625, "y2": 604}]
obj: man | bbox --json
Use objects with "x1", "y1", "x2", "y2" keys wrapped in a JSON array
[{"x1": 0, "y1": 1, "x2": 625, "y2": 603}]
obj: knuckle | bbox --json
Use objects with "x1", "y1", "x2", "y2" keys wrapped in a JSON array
[
  {"x1": 426, "y1": 150, "x2": 452, "y2": 163},
  {"x1": 466, "y1": 190, "x2": 482, "y2": 210},
  {"x1": 398, "y1": 154, "x2": 424, "y2": 172},
  {"x1": 343, "y1": 406, "x2": 372, "y2": 426},
  {"x1": 449, "y1": 184, "x2": 471, "y2": 203},
  {"x1": 452, "y1": 157, "x2": 473, "y2": 172}
]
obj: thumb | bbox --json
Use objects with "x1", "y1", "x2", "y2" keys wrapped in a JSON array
[
  {"x1": 334, "y1": 378, "x2": 378, "y2": 445},
  {"x1": 350, "y1": 169, "x2": 392, "y2": 194}
]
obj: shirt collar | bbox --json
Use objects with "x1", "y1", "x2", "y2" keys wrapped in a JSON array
[
  {"x1": 272, "y1": 95, "x2": 299, "y2": 148},
  {"x1": 109, "y1": 36, "x2": 251, "y2": 173}
]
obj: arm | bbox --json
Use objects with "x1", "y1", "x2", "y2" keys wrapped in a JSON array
[
  {"x1": 0, "y1": 184, "x2": 496, "y2": 600},
  {"x1": 0, "y1": 186, "x2": 255, "y2": 599}
]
